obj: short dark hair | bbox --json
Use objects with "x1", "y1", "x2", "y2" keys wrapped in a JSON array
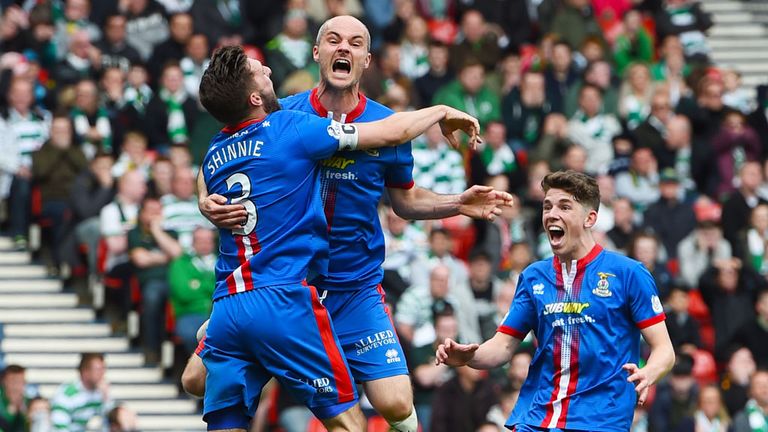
[
  {"x1": 578, "y1": 82, "x2": 603, "y2": 98},
  {"x1": 2, "y1": 364, "x2": 25, "y2": 377},
  {"x1": 78, "y1": 352, "x2": 104, "y2": 371},
  {"x1": 199, "y1": 45, "x2": 256, "y2": 125},
  {"x1": 541, "y1": 170, "x2": 600, "y2": 212}
]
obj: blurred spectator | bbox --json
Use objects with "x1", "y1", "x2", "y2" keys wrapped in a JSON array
[
  {"x1": 607, "y1": 132, "x2": 635, "y2": 176},
  {"x1": 699, "y1": 259, "x2": 765, "y2": 360},
  {"x1": 147, "y1": 156, "x2": 173, "y2": 203},
  {"x1": 27, "y1": 397, "x2": 52, "y2": 432},
  {"x1": 190, "y1": 0, "x2": 254, "y2": 49},
  {"x1": 448, "y1": 9, "x2": 500, "y2": 73},
  {"x1": 169, "y1": 227, "x2": 215, "y2": 355},
  {"x1": 107, "y1": 405, "x2": 138, "y2": 432},
  {"x1": 31, "y1": 114, "x2": 88, "y2": 274},
  {"x1": 382, "y1": 207, "x2": 427, "y2": 291},
  {"x1": 145, "y1": 62, "x2": 198, "y2": 149},
  {"x1": 628, "y1": 232, "x2": 674, "y2": 300},
  {"x1": 99, "y1": 169, "x2": 146, "y2": 331},
  {"x1": 112, "y1": 131, "x2": 153, "y2": 179},
  {"x1": 466, "y1": 251, "x2": 501, "y2": 340},
  {"x1": 677, "y1": 220, "x2": 731, "y2": 289},
  {"x1": 565, "y1": 59, "x2": 620, "y2": 118},
  {"x1": 429, "y1": 365, "x2": 498, "y2": 432},
  {"x1": 712, "y1": 110, "x2": 762, "y2": 200},
  {"x1": 409, "y1": 309, "x2": 458, "y2": 431},
  {"x1": 464, "y1": 0, "x2": 532, "y2": 52},
  {"x1": 615, "y1": 146, "x2": 659, "y2": 211},
  {"x1": 665, "y1": 286, "x2": 701, "y2": 351},
  {"x1": 550, "y1": 0, "x2": 604, "y2": 53},
  {"x1": 634, "y1": 88, "x2": 673, "y2": 160},
  {"x1": 607, "y1": 197, "x2": 637, "y2": 252},
  {"x1": 0, "y1": 365, "x2": 29, "y2": 432},
  {"x1": 51, "y1": 353, "x2": 112, "y2": 431},
  {"x1": 651, "y1": 36, "x2": 689, "y2": 106},
  {"x1": 721, "y1": 161, "x2": 766, "y2": 261},
  {"x1": 730, "y1": 369, "x2": 768, "y2": 432},
  {"x1": 745, "y1": 204, "x2": 768, "y2": 276},
  {"x1": 71, "y1": 151, "x2": 115, "y2": 280},
  {"x1": 147, "y1": 13, "x2": 193, "y2": 86},
  {"x1": 396, "y1": 264, "x2": 480, "y2": 347},
  {"x1": 399, "y1": 15, "x2": 430, "y2": 80},
  {"x1": 747, "y1": 86, "x2": 768, "y2": 159},
  {"x1": 71, "y1": 79, "x2": 113, "y2": 158},
  {"x1": 502, "y1": 70, "x2": 553, "y2": 151},
  {"x1": 560, "y1": 144, "x2": 588, "y2": 173},
  {"x1": 180, "y1": 34, "x2": 210, "y2": 99},
  {"x1": 55, "y1": 30, "x2": 99, "y2": 88},
  {"x1": 95, "y1": 15, "x2": 142, "y2": 73},
  {"x1": 122, "y1": 0, "x2": 170, "y2": 61},
  {"x1": 410, "y1": 227, "x2": 471, "y2": 301},
  {"x1": 652, "y1": 114, "x2": 713, "y2": 198},
  {"x1": 1, "y1": 76, "x2": 51, "y2": 250},
  {"x1": 544, "y1": 41, "x2": 579, "y2": 114},
  {"x1": 123, "y1": 63, "x2": 154, "y2": 119},
  {"x1": 362, "y1": 42, "x2": 418, "y2": 107},
  {"x1": 160, "y1": 166, "x2": 209, "y2": 250},
  {"x1": 649, "y1": 353, "x2": 699, "y2": 432},
  {"x1": 52, "y1": 0, "x2": 102, "y2": 60},
  {"x1": 567, "y1": 83, "x2": 621, "y2": 173},
  {"x1": 655, "y1": 0, "x2": 712, "y2": 64},
  {"x1": 381, "y1": 0, "x2": 416, "y2": 44},
  {"x1": 434, "y1": 58, "x2": 500, "y2": 129},
  {"x1": 264, "y1": 7, "x2": 316, "y2": 91},
  {"x1": 642, "y1": 168, "x2": 696, "y2": 259},
  {"x1": 414, "y1": 41, "x2": 454, "y2": 110},
  {"x1": 100, "y1": 68, "x2": 133, "y2": 138},
  {"x1": 722, "y1": 68, "x2": 753, "y2": 115},
  {"x1": 469, "y1": 121, "x2": 518, "y2": 187},
  {"x1": 473, "y1": 176, "x2": 526, "y2": 273},
  {"x1": 720, "y1": 347, "x2": 756, "y2": 417},
  {"x1": 412, "y1": 124, "x2": 466, "y2": 195},
  {"x1": 531, "y1": 113, "x2": 572, "y2": 170},
  {"x1": 613, "y1": 9, "x2": 654, "y2": 76},
  {"x1": 128, "y1": 196, "x2": 182, "y2": 364},
  {"x1": 683, "y1": 384, "x2": 730, "y2": 432},
  {"x1": 593, "y1": 173, "x2": 617, "y2": 233},
  {"x1": 732, "y1": 290, "x2": 768, "y2": 369},
  {"x1": 619, "y1": 63, "x2": 653, "y2": 130},
  {"x1": 678, "y1": 77, "x2": 725, "y2": 146}
]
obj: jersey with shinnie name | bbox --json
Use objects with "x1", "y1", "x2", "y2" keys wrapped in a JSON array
[
  {"x1": 499, "y1": 245, "x2": 666, "y2": 431},
  {"x1": 202, "y1": 110, "x2": 343, "y2": 301},
  {"x1": 280, "y1": 88, "x2": 414, "y2": 291}
]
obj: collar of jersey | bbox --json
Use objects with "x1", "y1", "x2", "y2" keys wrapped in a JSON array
[
  {"x1": 552, "y1": 244, "x2": 603, "y2": 272},
  {"x1": 309, "y1": 87, "x2": 367, "y2": 122},
  {"x1": 221, "y1": 116, "x2": 266, "y2": 134}
]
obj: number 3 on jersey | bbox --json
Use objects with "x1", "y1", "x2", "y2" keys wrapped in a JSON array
[{"x1": 225, "y1": 173, "x2": 257, "y2": 236}]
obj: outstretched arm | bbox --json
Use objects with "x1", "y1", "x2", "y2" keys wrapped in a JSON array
[
  {"x1": 623, "y1": 322, "x2": 675, "y2": 406},
  {"x1": 351, "y1": 105, "x2": 481, "y2": 151},
  {"x1": 388, "y1": 185, "x2": 515, "y2": 221},
  {"x1": 435, "y1": 332, "x2": 521, "y2": 370}
]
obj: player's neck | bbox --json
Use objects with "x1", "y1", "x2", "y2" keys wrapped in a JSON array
[
  {"x1": 556, "y1": 236, "x2": 597, "y2": 272},
  {"x1": 316, "y1": 82, "x2": 360, "y2": 121}
]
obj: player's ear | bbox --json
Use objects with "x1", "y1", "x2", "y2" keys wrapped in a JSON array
[
  {"x1": 584, "y1": 208, "x2": 598, "y2": 229},
  {"x1": 249, "y1": 92, "x2": 262, "y2": 108},
  {"x1": 312, "y1": 45, "x2": 320, "y2": 63},
  {"x1": 363, "y1": 52, "x2": 371, "y2": 69}
]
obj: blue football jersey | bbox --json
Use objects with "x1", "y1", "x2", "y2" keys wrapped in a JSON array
[
  {"x1": 499, "y1": 245, "x2": 666, "y2": 431},
  {"x1": 280, "y1": 88, "x2": 415, "y2": 291},
  {"x1": 202, "y1": 110, "x2": 342, "y2": 300}
]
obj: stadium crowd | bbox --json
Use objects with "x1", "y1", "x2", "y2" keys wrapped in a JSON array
[{"x1": 0, "y1": 0, "x2": 767, "y2": 431}]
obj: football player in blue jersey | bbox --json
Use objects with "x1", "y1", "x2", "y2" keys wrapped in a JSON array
[
  {"x1": 191, "y1": 15, "x2": 514, "y2": 432},
  {"x1": 196, "y1": 44, "x2": 481, "y2": 432},
  {"x1": 436, "y1": 170, "x2": 675, "y2": 432}
]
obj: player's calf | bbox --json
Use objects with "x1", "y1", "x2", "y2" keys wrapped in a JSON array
[{"x1": 364, "y1": 375, "x2": 417, "y2": 431}]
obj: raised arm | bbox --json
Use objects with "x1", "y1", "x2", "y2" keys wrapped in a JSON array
[
  {"x1": 350, "y1": 105, "x2": 481, "y2": 151},
  {"x1": 388, "y1": 185, "x2": 514, "y2": 221},
  {"x1": 435, "y1": 332, "x2": 521, "y2": 370}
]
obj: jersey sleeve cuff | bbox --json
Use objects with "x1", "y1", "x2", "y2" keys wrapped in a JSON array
[
  {"x1": 385, "y1": 180, "x2": 415, "y2": 190},
  {"x1": 497, "y1": 325, "x2": 527, "y2": 340},
  {"x1": 194, "y1": 336, "x2": 206, "y2": 355},
  {"x1": 636, "y1": 313, "x2": 666, "y2": 329}
]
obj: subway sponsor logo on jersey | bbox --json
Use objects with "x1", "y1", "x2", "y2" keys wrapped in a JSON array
[{"x1": 542, "y1": 302, "x2": 590, "y2": 315}]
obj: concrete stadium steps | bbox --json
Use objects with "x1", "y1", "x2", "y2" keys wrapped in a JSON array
[
  {"x1": 2, "y1": 352, "x2": 146, "y2": 368},
  {"x1": 0, "y1": 292, "x2": 78, "y2": 308},
  {"x1": 0, "y1": 308, "x2": 95, "y2": 323},
  {"x1": 2, "y1": 323, "x2": 112, "y2": 338},
  {"x1": 1, "y1": 337, "x2": 130, "y2": 352},
  {"x1": 39, "y1": 383, "x2": 180, "y2": 400},
  {"x1": 0, "y1": 236, "x2": 205, "y2": 430},
  {"x1": 0, "y1": 278, "x2": 61, "y2": 293},
  {"x1": 25, "y1": 367, "x2": 163, "y2": 384}
]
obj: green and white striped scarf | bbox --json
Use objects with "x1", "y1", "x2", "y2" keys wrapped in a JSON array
[
  {"x1": 480, "y1": 144, "x2": 516, "y2": 176},
  {"x1": 160, "y1": 88, "x2": 189, "y2": 144},
  {"x1": 71, "y1": 106, "x2": 112, "y2": 157},
  {"x1": 746, "y1": 399, "x2": 768, "y2": 432}
]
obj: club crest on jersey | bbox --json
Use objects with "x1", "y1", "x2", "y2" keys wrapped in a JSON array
[
  {"x1": 593, "y1": 272, "x2": 615, "y2": 297},
  {"x1": 532, "y1": 283, "x2": 544, "y2": 295}
]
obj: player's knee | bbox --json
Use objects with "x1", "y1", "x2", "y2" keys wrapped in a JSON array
[
  {"x1": 376, "y1": 392, "x2": 413, "y2": 423},
  {"x1": 386, "y1": 405, "x2": 418, "y2": 432},
  {"x1": 181, "y1": 355, "x2": 206, "y2": 398}
]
